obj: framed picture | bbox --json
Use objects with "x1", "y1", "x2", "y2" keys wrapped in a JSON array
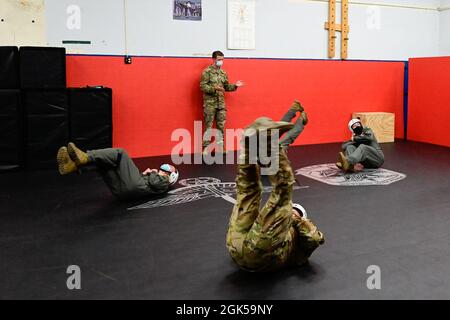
[{"x1": 173, "y1": 0, "x2": 202, "y2": 21}]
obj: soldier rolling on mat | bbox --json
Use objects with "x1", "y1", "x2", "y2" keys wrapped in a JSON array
[
  {"x1": 200, "y1": 50, "x2": 244, "y2": 154},
  {"x1": 226, "y1": 118, "x2": 324, "y2": 272},
  {"x1": 337, "y1": 119, "x2": 385, "y2": 172},
  {"x1": 56, "y1": 143, "x2": 179, "y2": 200}
]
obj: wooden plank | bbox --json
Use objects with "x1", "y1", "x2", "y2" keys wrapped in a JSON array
[
  {"x1": 325, "y1": 0, "x2": 349, "y2": 59},
  {"x1": 324, "y1": 22, "x2": 342, "y2": 32},
  {"x1": 327, "y1": 0, "x2": 336, "y2": 58},
  {"x1": 352, "y1": 112, "x2": 395, "y2": 143},
  {"x1": 341, "y1": 0, "x2": 349, "y2": 59}
]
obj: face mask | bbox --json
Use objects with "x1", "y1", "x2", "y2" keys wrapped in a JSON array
[
  {"x1": 215, "y1": 60, "x2": 223, "y2": 67},
  {"x1": 353, "y1": 126, "x2": 363, "y2": 135}
]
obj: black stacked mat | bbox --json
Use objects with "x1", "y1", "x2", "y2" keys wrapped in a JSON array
[
  {"x1": 22, "y1": 89, "x2": 69, "y2": 169},
  {"x1": 0, "y1": 90, "x2": 22, "y2": 171},
  {"x1": 0, "y1": 46, "x2": 19, "y2": 89},
  {"x1": 69, "y1": 87, "x2": 113, "y2": 152},
  {"x1": 19, "y1": 46, "x2": 66, "y2": 89},
  {"x1": 0, "y1": 47, "x2": 21, "y2": 171},
  {"x1": 0, "y1": 46, "x2": 112, "y2": 171}
]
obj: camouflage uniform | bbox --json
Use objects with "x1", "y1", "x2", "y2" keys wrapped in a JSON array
[
  {"x1": 226, "y1": 147, "x2": 324, "y2": 272},
  {"x1": 342, "y1": 128, "x2": 384, "y2": 168},
  {"x1": 200, "y1": 65, "x2": 238, "y2": 148},
  {"x1": 87, "y1": 148, "x2": 169, "y2": 200}
]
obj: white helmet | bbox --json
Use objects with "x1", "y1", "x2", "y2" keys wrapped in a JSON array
[
  {"x1": 292, "y1": 203, "x2": 307, "y2": 219},
  {"x1": 348, "y1": 118, "x2": 362, "y2": 133},
  {"x1": 160, "y1": 164, "x2": 179, "y2": 186}
]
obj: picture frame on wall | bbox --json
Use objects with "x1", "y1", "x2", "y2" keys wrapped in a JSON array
[{"x1": 173, "y1": 0, "x2": 202, "y2": 21}]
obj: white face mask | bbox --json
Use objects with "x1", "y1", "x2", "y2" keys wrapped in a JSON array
[{"x1": 215, "y1": 60, "x2": 223, "y2": 67}]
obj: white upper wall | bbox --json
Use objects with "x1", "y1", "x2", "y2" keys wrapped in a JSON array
[
  {"x1": 44, "y1": 0, "x2": 125, "y2": 55},
  {"x1": 440, "y1": 7, "x2": 450, "y2": 55},
  {"x1": 33, "y1": 0, "x2": 448, "y2": 60},
  {"x1": 441, "y1": 0, "x2": 450, "y2": 8},
  {"x1": 345, "y1": 2, "x2": 439, "y2": 60}
]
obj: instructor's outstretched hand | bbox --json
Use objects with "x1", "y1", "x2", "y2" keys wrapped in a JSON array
[{"x1": 236, "y1": 80, "x2": 245, "y2": 87}]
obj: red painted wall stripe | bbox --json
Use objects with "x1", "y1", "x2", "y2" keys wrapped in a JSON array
[
  {"x1": 66, "y1": 56, "x2": 405, "y2": 158},
  {"x1": 408, "y1": 56, "x2": 450, "y2": 148}
]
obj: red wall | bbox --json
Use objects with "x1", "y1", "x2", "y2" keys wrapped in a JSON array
[
  {"x1": 408, "y1": 56, "x2": 450, "y2": 148},
  {"x1": 66, "y1": 55, "x2": 405, "y2": 158}
]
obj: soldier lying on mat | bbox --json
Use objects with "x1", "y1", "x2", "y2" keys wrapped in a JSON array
[
  {"x1": 226, "y1": 117, "x2": 324, "y2": 272},
  {"x1": 337, "y1": 119, "x2": 385, "y2": 172},
  {"x1": 56, "y1": 143, "x2": 178, "y2": 200}
]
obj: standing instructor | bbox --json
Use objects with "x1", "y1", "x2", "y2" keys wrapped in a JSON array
[{"x1": 200, "y1": 50, "x2": 244, "y2": 154}]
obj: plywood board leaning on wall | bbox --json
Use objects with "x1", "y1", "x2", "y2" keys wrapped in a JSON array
[
  {"x1": 352, "y1": 112, "x2": 395, "y2": 143},
  {"x1": 0, "y1": 0, "x2": 47, "y2": 46}
]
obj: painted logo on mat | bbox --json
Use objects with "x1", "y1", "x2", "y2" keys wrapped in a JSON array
[
  {"x1": 128, "y1": 177, "x2": 308, "y2": 210},
  {"x1": 295, "y1": 163, "x2": 406, "y2": 186}
]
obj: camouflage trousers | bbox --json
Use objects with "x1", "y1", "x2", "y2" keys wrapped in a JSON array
[
  {"x1": 203, "y1": 105, "x2": 226, "y2": 148},
  {"x1": 226, "y1": 148, "x2": 324, "y2": 272}
]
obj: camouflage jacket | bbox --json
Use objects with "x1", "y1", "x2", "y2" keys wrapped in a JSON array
[{"x1": 200, "y1": 65, "x2": 237, "y2": 109}]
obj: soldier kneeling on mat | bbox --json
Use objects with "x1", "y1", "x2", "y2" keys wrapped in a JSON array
[
  {"x1": 56, "y1": 143, "x2": 179, "y2": 200},
  {"x1": 337, "y1": 119, "x2": 385, "y2": 172},
  {"x1": 226, "y1": 118, "x2": 324, "y2": 272}
]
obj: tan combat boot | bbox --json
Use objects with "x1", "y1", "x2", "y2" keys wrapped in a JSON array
[
  {"x1": 301, "y1": 111, "x2": 308, "y2": 125},
  {"x1": 290, "y1": 100, "x2": 304, "y2": 113},
  {"x1": 57, "y1": 147, "x2": 78, "y2": 175},
  {"x1": 339, "y1": 152, "x2": 353, "y2": 172},
  {"x1": 290, "y1": 101, "x2": 308, "y2": 125},
  {"x1": 67, "y1": 142, "x2": 89, "y2": 167}
]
